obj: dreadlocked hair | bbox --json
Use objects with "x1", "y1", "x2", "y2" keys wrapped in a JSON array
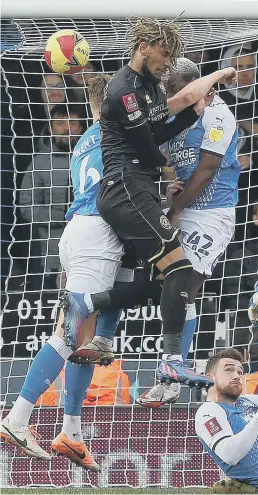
[{"x1": 126, "y1": 17, "x2": 183, "y2": 67}]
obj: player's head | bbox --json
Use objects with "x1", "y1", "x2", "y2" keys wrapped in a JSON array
[
  {"x1": 50, "y1": 104, "x2": 84, "y2": 151},
  {"x1": 126, "y1": 17, "x2": 183, "y2": 81},
  {"x1": 205, "y1": 348, "x2": 244, "y2": 401},
  {"x1": 163, "y1": 57, "x2": 200, "y2": 98},
  {"x1": 87, "y1": 74, "x2": 112, "y2": 117}
]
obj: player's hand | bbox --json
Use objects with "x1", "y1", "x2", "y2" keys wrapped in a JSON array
[
  {"x1": 194, "y1": 89, "x2": 215, "y2": 115},
  {"x1": 166, "y1": 179, "x2": 184, "y2": 206},
  {"x1": 217, "y1": 67, "x2": 237, "y2": 85}
]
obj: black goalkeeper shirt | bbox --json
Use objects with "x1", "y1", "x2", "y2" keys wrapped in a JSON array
[{"x1": 100, "y1": 64, "x2": 198, "y2": 179}]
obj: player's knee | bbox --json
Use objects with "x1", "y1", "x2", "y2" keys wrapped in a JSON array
[
  {"x1": 163, "y1": 258, "x2": 193, "y2": 280},
  {"x1": 149, "y1": 229, "x2": 181, "y2": 266}
]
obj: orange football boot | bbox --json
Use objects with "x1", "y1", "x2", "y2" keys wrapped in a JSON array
[{"x1": 51, "y1": 432, "x2": 100, "y2": 471}]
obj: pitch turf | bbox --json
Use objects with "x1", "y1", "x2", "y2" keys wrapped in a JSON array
[{"x1": 1, "y1": 488, "x2": 212, "y2": 494}]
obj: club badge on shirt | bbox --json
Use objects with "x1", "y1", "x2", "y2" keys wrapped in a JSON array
[
  {"x1": 209, "y1": 124, "x2": 224, "y2": 143},
  {"x1": 122, "y1": 93, "x2": 139, "y2": 113},
  {"x1": 205, "y1": 417, "x2": 222, "y2": 436}
]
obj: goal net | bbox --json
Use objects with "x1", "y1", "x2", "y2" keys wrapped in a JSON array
[{"x1": 1, "y1": 16, "x2": 258, "y2": 489}]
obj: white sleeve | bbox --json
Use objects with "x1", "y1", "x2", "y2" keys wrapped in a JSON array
[
  {"x1": 195, "y1": 402, "x2": 233, "y2": 451},
  {"x1": 200, "y1": 102, "x2": 237, "y2": 157},
  {"x1": 196, "y1": 401, "x2": 258, "y2": 466}
]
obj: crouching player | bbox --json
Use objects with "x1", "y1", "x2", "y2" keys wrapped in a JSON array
[{"x1": 195, "y1": 348, "x2": 258, "y2": 493}]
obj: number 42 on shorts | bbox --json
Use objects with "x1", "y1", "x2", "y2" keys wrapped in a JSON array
[{"x1": 186, "y1": 231, "x2": 213, "y2": 258}]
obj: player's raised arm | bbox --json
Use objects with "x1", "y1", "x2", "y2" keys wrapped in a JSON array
[{"x1": 167, "y1": 66, "x2": 237, "y2": 116}]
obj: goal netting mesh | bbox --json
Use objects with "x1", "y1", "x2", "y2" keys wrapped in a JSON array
[{"x1": 1, "y1": 17, "x2": 258, "y2": 489}]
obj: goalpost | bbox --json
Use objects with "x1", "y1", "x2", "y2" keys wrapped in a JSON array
[{"x1": 1, "y1": 1, "x2": 258, "y2": 489}]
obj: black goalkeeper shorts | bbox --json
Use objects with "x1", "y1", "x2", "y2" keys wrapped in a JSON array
[{"x1": 97, "y1": 166, "x2": 179, "y2": 264}]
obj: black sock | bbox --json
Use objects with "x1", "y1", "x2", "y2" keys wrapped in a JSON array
[
  {"x1": 91, "y1": 280, "x2": 162, "y2": 311},
  {"x1": 160, "y1": 260, "x2": 192, "y2": 355}
]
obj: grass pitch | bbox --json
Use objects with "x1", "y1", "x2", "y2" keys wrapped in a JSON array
[{"x1": 1, "y1": 487, "x2": 212, "y2": 494}]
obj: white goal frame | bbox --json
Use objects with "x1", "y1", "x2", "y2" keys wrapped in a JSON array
[{"x1": 2, "y1": 0, "x2": 258, "y2": 18}]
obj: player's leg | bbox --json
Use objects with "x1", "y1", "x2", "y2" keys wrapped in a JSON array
[
  {"x1": 98, "y1": 171, "x2": 213, "y2": 400},
  {"x1": 181, "y1": 270, "x2": 205, "y2": 362},
  {"x1": 52, "y1": 316, "x2": 100, "y2": 471},
  {"x1": 88, "y1": 279, "x2": 162, "y2": 312},
  {"x1": 0, "y1": 307, "x2": 74, "y2": 460},
  {"x1": 70, "y1": 309, "x2": 122, "y2": 365},
  {"x1": 76, "y1": 266, "x2": 134, "y2": 364},
  {"x1": 60, "y1": 215, "x2": 124, "y2": 351},
  {"x1": 179, "y1": 207, "x2": 236, "y2": 362},
  {"x1": 51, "y1": 216, "x2": 123, "y2": 468},
  {"x1": 52, "y1": 308, "x2": 123, "y2": 470}
]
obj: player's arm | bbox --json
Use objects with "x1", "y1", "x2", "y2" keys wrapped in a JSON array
[
  {"x1": 195, "y1": 402, "x2": 258, "y2": 466},
  {"x1": 112, "y1": 90, "x2": 167, "y2": 169},
  {"x1": 155, "y1": 105, "x2": 199, "y2": 145},
  {"x1": 167, "y1": 151, "x2": 221, "y2": 213},
  {"x1": 167, "y1": 67, "x2": 237, "y2": 116},
  {"x1": 168, "y1": 107, "x2": 237, "y2": 214}
]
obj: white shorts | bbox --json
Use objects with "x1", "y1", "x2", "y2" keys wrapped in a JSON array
[
  {"x1": 178, "y1": 207, "x2": 235, "y2": 276},
  {"x1": 59, "y1": 215, "x2": 124, "y2": 293}
]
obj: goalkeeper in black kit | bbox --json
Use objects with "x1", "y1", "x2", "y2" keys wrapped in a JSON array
[{"x1": 68, "y1": 18, "x2": 237, "y2": 401}]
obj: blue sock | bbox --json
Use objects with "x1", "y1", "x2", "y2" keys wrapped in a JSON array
[
  {"x1": 182, "y1": 303, "x2": 197, "y2": 362},
  {"x1": 64, "y1": 360, "x2": 94, "y2": 415},
  {"x1": 95, "y1": 310, "x2": 121, "y2": 340},
  {"x1": 20, "y1": 336, "x2": 72, "y2": 404}
]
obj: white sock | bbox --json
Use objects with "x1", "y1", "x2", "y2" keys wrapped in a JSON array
[
  {"x1": 48, "y1": 335, "x2": 73, "y2": 360},
  {"x1": 62, "y1": 414, "x2": 83, "y2": 442},
  {"x1": 162, "y1": 353, "x2": 183, "y2": 362},
  {"x1": 7, "y1": 396, "x2": 34, "y2": 428},
  {"x1": 83, "y1": 293, "x2": 94, "y2": 313}
]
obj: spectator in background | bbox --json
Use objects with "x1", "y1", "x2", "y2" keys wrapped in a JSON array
[
  {"x1": 67, "y1": 61, "x2": 99, "y2": 102},
  {"x1": 66, "y1": 60, "x2": 100, "y2": 126},
  {"x1": 18, "y1": 104, "x2": 84, "y2": 290},
  {"x1": 29, "y1": 71, "x2": 79, "y2": 140},
  {"x1": 223, "y1": 202, "x2": 258, "y2": 349},
  {"x1": 219, "y1": 46, "x2": 258, "y2": 238},
  {"x1": 219, "y1": 46, "x2": 258, "y2": 136}
]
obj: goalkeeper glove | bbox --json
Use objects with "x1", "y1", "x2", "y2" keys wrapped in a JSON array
[{"x1": 212, "y1": 479, "x2": 257, "y2": 494}]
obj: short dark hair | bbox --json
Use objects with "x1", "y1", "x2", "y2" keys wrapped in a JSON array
[
  {"x1": 50, "y1": 103, "x2": 84, "y2": 120},
  {"x1": 164, "y1": 57, "x2": 200, "y2": 97},
  {"x1": 205, "y1": 348, "x2": 243, "y2": 374}
]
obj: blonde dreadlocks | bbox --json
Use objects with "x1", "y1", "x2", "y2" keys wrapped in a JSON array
[{"x1": 126, "y1": 17, "x2": 183, "y2": 67}]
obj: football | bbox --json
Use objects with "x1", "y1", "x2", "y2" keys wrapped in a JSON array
[{"x1": 44, "y1": 29, "x2": 90, "y2": 75}]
